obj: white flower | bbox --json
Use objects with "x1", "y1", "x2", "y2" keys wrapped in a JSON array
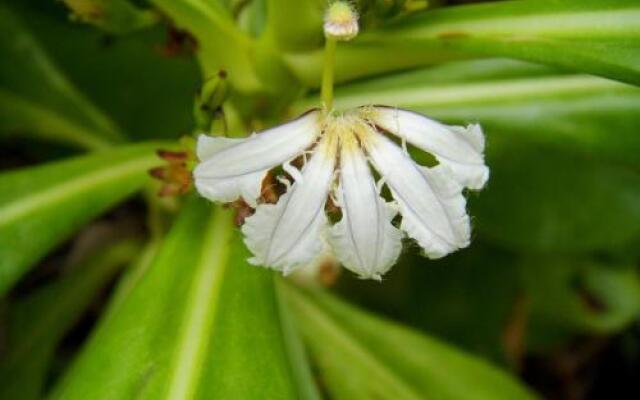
[{"x1": 193, "y1": 106, "x2": 489, "y2": 280}]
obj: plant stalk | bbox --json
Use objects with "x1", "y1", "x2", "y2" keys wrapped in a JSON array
[{"x1": 321, "y1": 37, "x2": 337, "y2": 113}]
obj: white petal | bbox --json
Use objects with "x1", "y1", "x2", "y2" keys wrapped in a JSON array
[
  {"x1": 360, "y1": 127, "x2": 470, "y2": 259},
  {"x1": 370, "y1": 107, "x2": 489, "y2": 190},
  {"x1": 328, "y1": 131, "x2": 402, "y2": 280},
  {"x1": 194, "y1": 135, "x2": 263, "y2": 206},
  {"x1": 242, "y1": 134, "x2": 337, "y2": 274},
  {"x1": 193, "y1": 110, "x2": 321, "y2": 206}
]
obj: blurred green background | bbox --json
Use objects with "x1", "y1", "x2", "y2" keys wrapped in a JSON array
[{"x1": 1, "y1": 1, "x2": 640, "y2": 399}]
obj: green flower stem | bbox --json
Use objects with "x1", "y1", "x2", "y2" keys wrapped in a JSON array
[
  {"x1": 284, "y1": 44, "x2": 465, "y2": 88},
  {"x1": 321, "y1": 37, "x2": 337, "y2": 112}
]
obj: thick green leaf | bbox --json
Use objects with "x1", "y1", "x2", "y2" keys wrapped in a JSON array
[
  {"x1": 50, "y1": 198, "x2": 317, "y2": 399},
  {"x1": 12, "y1": 0, "x2": 200, "y2": 141},
  {"x1": 522, "y1": 257, "x2": 640, "y2": 351},
  {"x1": 262, "y1": 0, "x2": 324, "y2": 51},
  {"x1": 290, "y1": 0, "x2": 640, "y2": 86},
  {"x1": 0, "y1": 3, "x2": 123, "y2": 149},
  {"x1": 0, "y1": 142, "x2": 168, "y2": 295},
  {"x1": 148, "y1": 0, "x2": 264, "y2": 92},
  {"x1": 274, "y1": 282, "x2": 322, "y2": 400},
  {"x1": 236, "y1": 0, "x2": 268, "y2": 38},
  {"x1": 336, "y1": 244, "x2": 521, "y2": 364},
  {"x1": 103, "y1": 238, "x2": 162, "y2": 317},
  {"x1": 472, "y1": 143, "x2": 640, "y2": 253},
  {"x1": 0, "y1": 239, "x2": 139, "y2": 400},
  {"x1": 283, "y1": 283, "x2": 537, "y2": 400},
  {"x1": 145, "y1": 0, "x2": 301, "y2": 112}
]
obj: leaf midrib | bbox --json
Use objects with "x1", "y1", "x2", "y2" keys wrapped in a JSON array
[
  {"x1": 0, "y1": 89, "x2": 113, "y2": 150},
  {"x1": 332, "y1": 75, "x2": 632, "y2": 110},
  {"x1": 372, "y1": 8, "x2": 640, "y2": 40},
  {"x1": 165, "y1": 206, "x2": 233, "y2": 400},
  {"x1": 0, "y1": 152, "x2": 158, "y2": 227}
]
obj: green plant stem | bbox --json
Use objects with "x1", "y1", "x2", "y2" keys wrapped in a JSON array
[{"x1": 321, "y1": 37, "x2": 337, "y2": 112}]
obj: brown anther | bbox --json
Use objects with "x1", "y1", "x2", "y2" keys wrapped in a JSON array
[
  {"x1": 290, "y1": 155, "x2": 305, "y2": 169},
  {"x1": 260, "y1": 172, "x2": 280, "y2": 204},
  {"x1": 227, "y1": 199, "x2": 254, "y2": 226},
  {"x1": 325, "y1": 195, "x2": 340, "y2": 214}
]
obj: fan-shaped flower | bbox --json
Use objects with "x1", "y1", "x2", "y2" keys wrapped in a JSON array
[{"x1": 193, "y1": 106, "x2": 489, "y2": 280}]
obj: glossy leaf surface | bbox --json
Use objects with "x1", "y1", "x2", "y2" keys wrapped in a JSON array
[
  {"x1": 11, "y1": 0, "x2": 200, "y2": 142},
  {"x1": 0, "y1": 240, "x2": 139, "y2": 400},
  {"x1": 283, "y1": 283, "x2": 537, "y2": 400},
  {"x1": 289, "y1": 0, "x2": 640, "y2": 86},
  {"x1": 51, "y1": 199, "x2": 316, "y2": 399},
  {"x1": 523, "y1": 257, "x2": 640, "y2": 351},
  {"x1": 0, "y1": 142, "x2": 166, "y2": 295},
  {"x1": 0, "y1": 3, "x2": 123, "y2": 149}
]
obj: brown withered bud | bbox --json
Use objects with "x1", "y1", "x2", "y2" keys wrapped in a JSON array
[
  {"x1": 148, "y1": 166, "x2": 167, "y2": 180},
  {"x1": 149, "y1": 149, "x2": 192, "y2": 197},
  {"x1": 156, "y1": 149, "x2": 188, "y2": 162},
  {"x1": 159, "y1": 25, "x2": 197, "y2": 57}
]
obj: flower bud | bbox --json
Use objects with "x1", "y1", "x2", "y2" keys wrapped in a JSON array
[{"x1": 324, "y1": 1, "x2": 359, "y2": 41}]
